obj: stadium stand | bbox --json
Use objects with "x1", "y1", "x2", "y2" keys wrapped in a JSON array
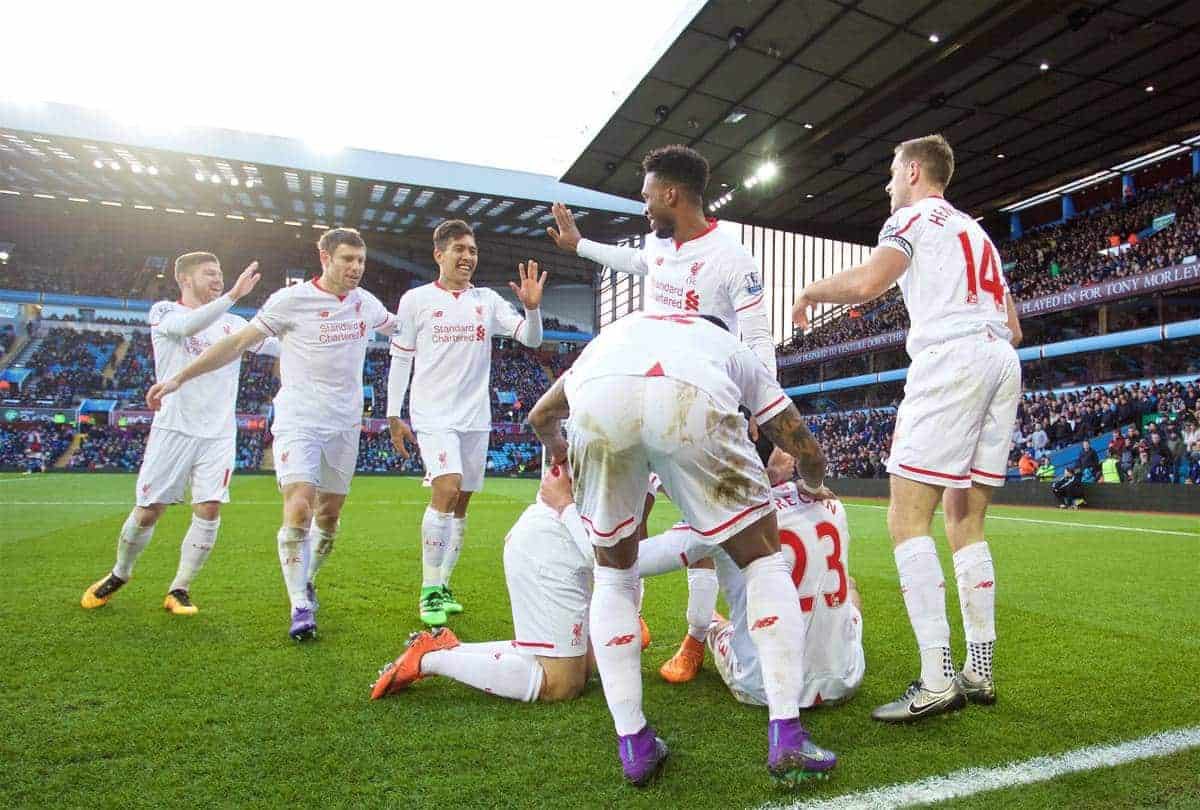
[{"x1": 779, "y1": 171, "x2": 1200, "y2": 358}]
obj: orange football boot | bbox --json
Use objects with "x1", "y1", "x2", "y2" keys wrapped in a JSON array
[
  {"x1": 659, "y1": 634, "x2": 705, "y2": 683},
  {"x1": 370, "y1": 627, "x2": 460, "y2": 700},
  {"x1": 639, "y1": 615, "x2": 652, "y2": 651}
]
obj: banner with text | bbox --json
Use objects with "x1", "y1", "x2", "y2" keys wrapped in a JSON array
[{"x1": 778, "y1": 262, "x2": 1200, "y2": 369}]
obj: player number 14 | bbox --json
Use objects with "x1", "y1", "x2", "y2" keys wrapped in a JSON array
[{"x1": 957, "y1": 231, "x2": 1005, "y2": 309}]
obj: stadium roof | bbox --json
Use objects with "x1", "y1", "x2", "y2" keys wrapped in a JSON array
[{"x1": 561, "y1": 0, "x2": 1200, "y2": 244}]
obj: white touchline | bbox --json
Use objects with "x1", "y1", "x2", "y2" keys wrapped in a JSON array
[
  {"x1": 766, "y1": 726, "x2": 1200, "y2": 810},
  {"x1": 844, "y1": 502, "x2": 1199, "y2": 538}
]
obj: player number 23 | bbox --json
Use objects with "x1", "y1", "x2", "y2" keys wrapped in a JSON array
[{"x1": 779, "y1": 521, "x2": 848, "y2": 612}]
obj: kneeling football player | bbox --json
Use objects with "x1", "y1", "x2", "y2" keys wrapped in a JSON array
[
  {"x1": 371, "y1": 461, "x2": 606, "y2": 703},
  {"x1": 639, "y1": 449, "x2": 865, "y2": 709}
]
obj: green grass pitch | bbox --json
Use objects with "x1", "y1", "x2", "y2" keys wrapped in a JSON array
[{"x1": 2, "y1": 472, "x2": 1198, "y2": 809}]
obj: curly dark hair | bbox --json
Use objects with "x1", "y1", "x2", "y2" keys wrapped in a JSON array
[{"x1": 642, "y1": 144, "x2": 709, "y2": 203}]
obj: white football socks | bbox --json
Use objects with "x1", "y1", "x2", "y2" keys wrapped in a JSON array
[
  {"x1": 685, "y1": 567, "x2": 720, "y2": 641},
  {"x1": 112, "y1": 511, "x2": 155, "y2": 580},
  {"x1": 441, "y1": 516, "x2": 466, "y2": 587},
  {"x1": 744, "y1": 552, "x2": 806, "y2": 720},
  {"x1": 421, "y1": 507, "x2": 452, "y2": 589},
  {"x1": 168, "y1": 514, "x2": 219, "y2": 593},
  {"x1": 421, "y1": 647, "x2": 544, "y2": 702},
  {"x1": 276, "y1": 526, "x2": 310, "y2": 611},
  {"x1": 590, "y1": 564, "x2": 646, "y2": 736},
  {"x1": 895, "y1": 536, "x2": 954, "y2": 690},
  {"x1": 954, "y1": 541, "x2": 996, "y2": 681},
  {"x1": 306, "y1": 522, "x2": 336, "y2": 583}
]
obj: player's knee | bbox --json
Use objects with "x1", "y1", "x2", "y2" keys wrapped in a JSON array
[
  {"x1": 193, "y1": 501, "x2": 220, "y2": 521},
  {"x1": 134, "y1": 504, "x2": 165, "y2": 527},
  {"x1": 539, "y1": 665, "x2": 586, "y2": 702}
]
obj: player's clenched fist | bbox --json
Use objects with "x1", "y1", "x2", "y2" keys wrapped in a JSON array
[
  {"x1": 388, "y1": 416, "x2": 416, "y2": 459},
  {"x1": 146, "y1": 378, "x2": 180, "y2": 410}
]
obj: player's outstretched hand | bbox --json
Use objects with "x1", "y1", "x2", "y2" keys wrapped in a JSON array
[
  {"x1": 546, "y1": 202, "x2": 582, "y2": 253},
  {"x1": 146, "y1": 379, "x2": 180, "y2": 410},
  {"x1": 538, "y1": 462, "x2": 574, "y2": 514},
  {"x1": 510, "y1": 260, "x2": 547, "y2": 310},
  {"x1": 388, "y1": 416, "x2": 416, "y2": 459},
  {"x1": 228, "y1": 261, "x2": 261, "y2": 302},
  {"x1": 792, "y1": 292, "x2": 813, "y2": 331}
]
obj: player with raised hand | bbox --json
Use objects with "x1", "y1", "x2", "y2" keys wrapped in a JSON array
[
  {"x1": 386, "y1": 219, "x2": 544, "y2": 626},
  {"x1": 82, "y1": 253, "x2": 273, "y2": 615},
  {"x1": 792, "y1": 134, "x2": 1022, "y2": 721},
  {"x1": 147, "y1": 229, "x2": 397, "y2": 641},
  {"x1": 528, "y1": 312, "x2": 836, "y2": 788}
]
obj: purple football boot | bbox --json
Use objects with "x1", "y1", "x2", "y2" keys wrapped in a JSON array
[
  {"x1": 617, "y1": 725, "x2": 668, "y2": 787},
  {"x1": 289, "y1": 606, "x2": 317, "y2": 641},
  {"x1": 767, "y1": 717, "x2": 836, "y2": 785}
]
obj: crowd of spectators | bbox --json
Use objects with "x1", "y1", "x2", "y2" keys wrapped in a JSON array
[
  {"x1": 805, "y1": 409, "x2": 896, "y2": 480},
  {"x1": 67, "y1": 425, "x2": 148, "y2": 471},
  {"x1": 19, "y1": 328, "x2": 123, "y2": 406},
  {"x1": 780, "y1": 172, "x2": 1200, "y2": 358},
  {"x1": 0, "y1": 324, "x2": 15, "y2": 357},
  {"x1": 111, "y1": 332, "x2": 154, "y2": 392},
  {"x1": 0, "y1": 424, "x2": 73, "y2": 471}
]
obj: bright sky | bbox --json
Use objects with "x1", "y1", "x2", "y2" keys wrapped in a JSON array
[{"x1": 0, "y1": 0, "x2": 704, "y2": 178}]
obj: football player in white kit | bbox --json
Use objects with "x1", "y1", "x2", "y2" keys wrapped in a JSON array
[
  {"x1": 528, "y1": 312, "x2": 837, "y2": 788},
  {"x1": 385, "y1": 220, "x2": 545, "y2": 626},
  {"x1": 546, "y1": 144, "x2": 772, "y2": 681},
  {"x1": 82, "y1": 252, "x2": 273, "y2": 615},
  {"x1": 639, "y1": 449, "x2": 864, "y2": 709},
  {"x1": 792, "y1": 135, "x2": 1023, "y2": 722},
  {"x1": 147, "y1": 229, "x2": 398, "y2": 641},
  {"x1": 370, "y1": 460, "x2": 592, "y2": 704}
]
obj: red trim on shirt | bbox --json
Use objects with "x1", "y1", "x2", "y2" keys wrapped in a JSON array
[
  {"x1": 372, "y1": 316, "x2": 391, "y2": 329},
  {"x1": 513, "y1": 641, "x2": 555, "y2": 650},
  {"x1": 735, "y1": 294, "x2": 764, "y2": 312},
  {"x1": 255, "y1": 319, "x2": 279, "y2": 336},
  {"x1": 893, "y1": 213, "x2": 922, "y2": 237},
  {"x1": 690, "y1": 501, "x2": 771, "y2": 537},
  {"x1": 434, "y1": 279, "x2": 472, "y2": 299},
  {"x1": 513, "y1": 317, "x2": 525, "y2": 338},
  {"x1": 754, "y1": 395, "x2": 787, "y2": 418},
  {"x1": 580, "y1": 513, "x2": 637, "y2": 538},
  {"x1": 674, "y1": 218, "x2": 719, "y2": 250},
  {"x1": 970, "y1": 467, "x2": 1005, "y2": 480},
  {"x1": 311, "y1": 277, "x2": 346, "y2": 301},
  {"x1": 898, "y1": 463, "x2": 970, "y2": 481},
  {"x1": 391, "y1": 343, "x2": 415, "y2": 352}
]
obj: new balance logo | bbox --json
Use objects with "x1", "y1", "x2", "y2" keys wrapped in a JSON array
[
  {"x1": 750, "y1": 616, "x2": 778, "y2": 630},
  {"x1": 605, "y1": 634, "x2": 636, "y2": 647},
  {"x1": 975, "y1": 581, "x2": 994, "y2": 589}
]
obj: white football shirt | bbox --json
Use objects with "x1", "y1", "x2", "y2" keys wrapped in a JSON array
[
  {"x1": 149, "y1": 299, "x2": 277, "y2": 440},
  {"x1": 389, "y1": 282, "x2": 535, "y2": 433},
  {"x1": 251, "y1": 279, "x2": 396, "y2": 433},
  {"x1": 718, "y1": 484, "x2": 860, "y2": 705},
  {"x1": 577, "y1": 221, "x2": 776, "y2": 374},
  {"x1": 564, "y1": 312, "x2": 789, "y2": 424},
  {"x1": 877, "y1": 195, "x2": 1013, "y2": 358}
]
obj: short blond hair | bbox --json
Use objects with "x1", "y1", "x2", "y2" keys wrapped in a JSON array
[
  {"x1": 174, "y1": 251, "x2": 218, "y2": 281},
  {"x1": 895, "y1": 134, "x2": 955, "y2": 188}
]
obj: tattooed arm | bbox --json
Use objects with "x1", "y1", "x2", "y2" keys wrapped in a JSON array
[{"x1": 758, "y1": 402, "x2": 827, "y2": 493}]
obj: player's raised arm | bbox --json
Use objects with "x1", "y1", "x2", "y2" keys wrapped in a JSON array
[
  {"x1": 146, "y1": 323, "x2": 268, "y2": 410},
  {"x1": 791, "y1": 247, "x2": 909, "y2": 330},
  {"x1": 549, "y1": 202, "x2": 648, "y2": 276},
  {"x1": 153, "y1": 261, "x2": 261, "y2": 339},
  {"x1": 502, "y1": 260, "x2": 546, "y2": 347},
  {"x1": 527, "y1": 376, "x2": 570, "y2": 464}
]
